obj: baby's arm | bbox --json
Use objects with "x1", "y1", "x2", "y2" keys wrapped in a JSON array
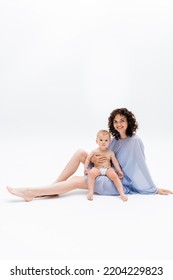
[
  {"x1": 84, "y1": 151, "x2": 95, "y2": 174},
  {"x1": 110, "y1": 151, "x2": 123, "y2": 178}
]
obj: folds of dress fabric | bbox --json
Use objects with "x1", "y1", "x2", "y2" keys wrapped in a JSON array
[{"x1": 92, "y1": 135, "x2": 158, "y2": 195}]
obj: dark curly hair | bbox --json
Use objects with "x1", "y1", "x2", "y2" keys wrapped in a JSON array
[{"x1": 108, "y1": 108, "x2": 138, "y2": 139}]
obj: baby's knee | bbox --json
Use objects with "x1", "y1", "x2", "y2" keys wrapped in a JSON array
[
  {"x1": 107, "y1": 169, "x2": 119, "y2": 180},
  {"x1": 89, "y1": 167, "x2": 99, "y2": 177}
]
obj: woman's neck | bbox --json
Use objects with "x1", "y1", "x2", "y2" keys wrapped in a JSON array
[{"x1": 119, "y1": 133, "x2": 127, "y2": 139}]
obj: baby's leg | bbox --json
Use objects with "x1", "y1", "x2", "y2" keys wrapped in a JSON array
[
  {"x1": 106, "y1": 168, "x2": 128, "y2": 202},
  {"x1": 87, "y1": 167, "x2": 100, "y2": 200}
]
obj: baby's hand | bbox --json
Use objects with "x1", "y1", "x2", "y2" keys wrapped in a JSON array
[
  {"x1": 117, "y1": 170, "x2": 123, "y2": 178},
  {"x1": 84, "y1": 168, "x2": 88, "y2": 175},
  {"x1": 87, "y1": 191, "x2": 93, "y2": 201}
]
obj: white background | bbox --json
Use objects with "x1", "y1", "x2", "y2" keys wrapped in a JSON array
[{"x1": 0, "y1": 0, "x2": 173, "y2": 262}]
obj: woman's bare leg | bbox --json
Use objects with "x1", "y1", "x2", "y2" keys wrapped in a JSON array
[
  {"x1": 53, "y1": 149, "x2": 88, "y2": 183},
  {"x1": 40, "y1": 149, "x2": 88, "y2": 198},
  {"x1": 7, "y1": 176, "x2": 88, "y2": 202}
]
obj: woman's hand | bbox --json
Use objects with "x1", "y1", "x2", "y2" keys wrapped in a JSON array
[
  {"x1": 157, "y1": 188, "x2": 173, "y2": 195},
  {"x1": 91, "y1": 154, "x2": 109, "y2": 165}
]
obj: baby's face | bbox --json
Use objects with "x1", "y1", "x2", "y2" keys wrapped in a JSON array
[{"x1": 96, "y1": 133, "x2": 110, "y2": 150}]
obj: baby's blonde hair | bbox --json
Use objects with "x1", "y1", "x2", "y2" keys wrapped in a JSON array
[{"x1": 96, "y1": 130, "x2": 110, "y2": 139}]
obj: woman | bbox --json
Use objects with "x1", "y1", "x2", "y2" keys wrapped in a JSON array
[{"x1": 7, "y1": 108, "x2": 172, "y2": 201}]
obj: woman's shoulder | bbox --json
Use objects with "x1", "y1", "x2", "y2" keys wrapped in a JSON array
[
  {"x1": 128, "y1": 134, "x2": 143, "y2": 144},
  {"x1": 131, "y1": 134, "x2": 141, "y2": 141},
  {"x1": 109, "y1": 134, "x2": 143, "y2": 147},
  {"x1": 111, "y1": 134, "x2": 141, "y2": 142}
]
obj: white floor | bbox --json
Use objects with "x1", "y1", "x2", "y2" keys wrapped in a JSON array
[{"x1": 0, "y1": 135, "x2": 173, "y2": 260}]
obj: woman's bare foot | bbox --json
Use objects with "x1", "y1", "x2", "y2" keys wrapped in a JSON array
[
  {"x1": 7, "y1": 186, "x2": 34, "y2": 202},
  {"x1": 157, "y1": 188, "x2": 173, "y2": 195}
]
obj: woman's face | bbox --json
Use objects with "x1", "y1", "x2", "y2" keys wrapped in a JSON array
[{"x1": 113, "y1": 114, "x2": 128, "y2": 136}]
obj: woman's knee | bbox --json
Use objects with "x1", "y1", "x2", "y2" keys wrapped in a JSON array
[{"x1": 74, "y1": 149, "x2": 88, "y2": 163}]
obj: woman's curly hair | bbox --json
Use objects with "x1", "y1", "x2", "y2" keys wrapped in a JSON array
[{"x1": 108, "y1": 108, "x2": 138, "y2": 139}]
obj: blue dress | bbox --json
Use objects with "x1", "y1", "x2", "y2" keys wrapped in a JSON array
[{"x1": 88, "y1": 134, "x2": 158, "y2": 195}]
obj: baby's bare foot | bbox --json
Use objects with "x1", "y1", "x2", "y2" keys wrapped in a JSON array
[
  {"x1": 121, "y1": 194, "x2": 128, "y2": 202},
  {"x1": 87, "y1": 192, "x2": 93, "y2": 201},
  {"x1": 7, "y1": 186, "x2": 34, "y2": 202}
]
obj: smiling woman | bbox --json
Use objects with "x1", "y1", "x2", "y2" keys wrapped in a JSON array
[
  {"x1": 109, "y1": 108, "x2": 138, "y2": 139},
  {"x1": 7, "y1": 108, "x2": 172, "y2": 201}
]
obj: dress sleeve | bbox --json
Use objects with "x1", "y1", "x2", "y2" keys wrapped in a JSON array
[{"x1": 118, "y1": 135, "x2": 158, "y2": 194}]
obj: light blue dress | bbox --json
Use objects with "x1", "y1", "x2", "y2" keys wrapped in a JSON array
[{"x1": 87, "y1": 134, "x2": 158, "y2": 195}]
